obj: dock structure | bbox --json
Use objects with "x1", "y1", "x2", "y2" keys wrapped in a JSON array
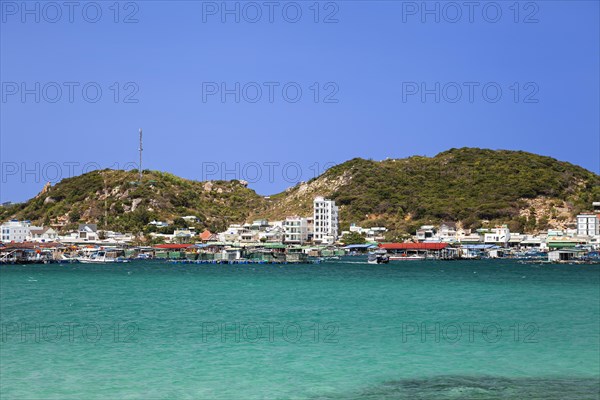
[
  {"x1": 0, "y1": 242, "x2": 67, "y2": 264},
  {"x1": 2, "y1": 240, "x2": 599, "y2": 265},
  {"x1": 152, "y1": 243, "x2": 315, "y2": 264},
  {"x1": 168, "y1": 259, "x2": 321, "y2": 265},
  {"x1": 378, "y1": 242, "x2": 457, "y2": 260}
]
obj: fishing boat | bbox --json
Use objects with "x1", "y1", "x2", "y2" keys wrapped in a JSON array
[
  {"x1": 60, "y1": 254, "x2": 77, "y2": 263},
  {"x1": 368, "y1": 250, "x2": 390, "y2": 264},
  {"x1": 77, "y1": 250, "x2": 130, "y2": 264}
]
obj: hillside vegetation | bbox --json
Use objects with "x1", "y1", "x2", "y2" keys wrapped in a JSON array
[
  {"x1": 2, "y1": 148, "x2": 598, "y2": 236},
  {"x1": 259, "y1": 148, "x2": 599, "y2": 236},
  {"x1": 0, "y1": 170, "x2": 266, "y2": 233}
]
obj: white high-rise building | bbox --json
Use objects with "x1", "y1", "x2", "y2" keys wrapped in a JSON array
[
  {"x1": 313, "y1": 196, "x2": 339, "y2": 244},
  {"x1": 577, "y1": 214, "x2": 599, "y2": 237},
  {"x1": 1, "y1": 220, "x2": 32, "y2": 243}
]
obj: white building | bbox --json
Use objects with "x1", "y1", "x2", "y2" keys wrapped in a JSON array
[
  {"x1": 283, "y1": 216, "x2": 309, "y2": 244},
  {"x1": 1, "y1": 220, "x2": 32, "y2": 243},
  {"x1": 484, "y1": 225, "x2": 511, "y2": 246},
  {"x1": 181, "y1": 215, "x2": 199, "y2": 223},
  {"x1": 219, "y1": 224, "x2": 244, "y2": 242},
  {"x1": 343, "y1": 224, "x2": 387, "y2": 242},
  {"x1": 577, "y1": 214, "x2": 599, "y2": 237},
  {"x1": 101, "y1": 231, "x2": 135, "y2": 244},
  {"x1": 259, "y1": 225, "x2": 285, "y2": 243},
  {"x1": 240, "y1": 229, "x2": 259, "y2": 243},
  {"x1": 78, "y1": 224, "x2": 99, "y2": 241},
  {"x1": 148, "y1": 220, "x2": 169, "y2": 228},
  {"x1": 251, "y1": 219, "x2": 269, "y2": 230},
  {"x1": 173, "y1": 228, "x2": 195, "y2": 243},
  {"x1": 28, "y1": 227, "x2": 58, "y2": 242},
  {"x1": 313, "y1": 196, "x2": 339, "y2": 244},
  {"x1": 438, "y1": 223, "x2": 457, "y2": 242},
  {"x1": 58, "y1": 224, "x2": 100, "y2": 244},
  {"x1": 416, "y1": 225, "x2": 436, "y2": 242},
  {"x1": 458, "y1": 231, "x2": 484, "y2": 244}
]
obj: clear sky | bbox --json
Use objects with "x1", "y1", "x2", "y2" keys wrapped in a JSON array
[{"x1": 1, "y1": 0, "x2": 599, "y2": 202}]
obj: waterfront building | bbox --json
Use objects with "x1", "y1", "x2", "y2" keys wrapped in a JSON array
[
  {"x1": 520, "y1": 235, "x2": 543, "y2": 248},
  {"x1": 484, "y1": 225, "x2": 511, "y2": 246},
  {"x1": 1, "y1": 220, "x2": 32, "y2": 243},
  {"x1": 240, "y1": 229, "x2": 260, "y2": 243},
  {"x1": 28, "y1": 226, "x2": 58, "y2": 242},
  {"x1": 379, "y1": 242, "x2": 449, "y2": 259},
  {"x1": 283, "y1": 216, "x2": 309, "y2": 244},
  {"x1": 305, "y1": 217, "x2": 315, "y2": 241},
  {"x1": 454, "y1": 228, "x2": 479, "y2": 244},
  {"x1": 219, "y1": 224, "x2": 244, "y2": 242},
  {"x1": 103, "y1": 231, "x2": 135, "y2": 243},
  {"x1": 313, "y1": 196, "x2": 339, "y2": 244},
  {"x1": 259, "y1": 225, "x2": 285, "y2": 243},
  {"x1": 545, "y1": 228, "x2": 588, "y2": 249},
  {"x1": 438, "y1": 223, "x2": 457, "y2": 242},
  {"x1": 577, "y1": 214, "x2": 599, "y2": 237},
  {"x1": 251, "y1": 220, "x2": 269, "y2": 230},
  {"x1": 365, "y1": 227, "x2": 387, "y2": 242},
  {"x1": 548, "y1": 249, "x2": 581, "y2": 262},
  {"x1": 343, "y1": 224, "x2": 387, "y2": 242},
  {"x1": 58, "y1": 226, "x2": 135, "y2": 245},
  {"x1": 78, "y1": 224, "x2": 99, "y2": 241},
  {"x1": 416, "y1": 225, "x2": 436, "y2": 242},
  {"x1": 348, "y1": 224, "x2": 361, "y2": 234},
  {"x1": 218, "y1": 221, "x2": 286, "y2": 243},
  {"x1": 173, "y1": 228, "x2": 194, "y2": 243},
  {"x1": 199, "y1": 230, "x2": 217, "y2": 242}
]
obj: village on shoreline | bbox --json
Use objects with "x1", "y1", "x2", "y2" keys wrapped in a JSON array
[{"x1": 2, "y1": 197, "x2": 600, "y2": 265}]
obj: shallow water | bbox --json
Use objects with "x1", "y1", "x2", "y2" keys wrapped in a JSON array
[{"x1": 1, "y1": 259, "x2": 599, "y2": 399}]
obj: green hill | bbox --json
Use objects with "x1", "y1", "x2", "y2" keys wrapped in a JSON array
[
  {"x1": 1, "y1": 148, "x2": 598, "y2": 237},
  {"x1": 258, "y1": 148, "x2": 599, "y2": 236},
  {"x1": 0, "y1": 170, "x2": 266, "y2": 234}
]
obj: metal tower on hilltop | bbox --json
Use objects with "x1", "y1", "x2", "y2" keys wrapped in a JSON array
[{"x1": 138, "y1": 128, "x2": 143, "y2": 183}]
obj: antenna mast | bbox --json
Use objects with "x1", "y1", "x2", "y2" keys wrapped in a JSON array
[{"x1": 139, "y1": 128, "x2": 143, "y2": 183}]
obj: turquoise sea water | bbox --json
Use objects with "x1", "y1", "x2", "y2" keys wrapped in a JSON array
[{"x1": 1, "y1": 259, "x2": 599, "y2": 399}]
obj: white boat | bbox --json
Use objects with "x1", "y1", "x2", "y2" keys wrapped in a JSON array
[
  {"x1": 368, "y1": 251, "x2": 390, "y2": 264},
  {"x1": 60, "y1": 254, "x2": 78, "y2": 263},
  {"x1": 77, "y1": 250, "x2": 130, "y2": 264}
]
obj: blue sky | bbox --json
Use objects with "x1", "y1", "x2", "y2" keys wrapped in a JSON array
[{"x1": 1, "y1": 0, "x2": 599, "y2": 202}]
